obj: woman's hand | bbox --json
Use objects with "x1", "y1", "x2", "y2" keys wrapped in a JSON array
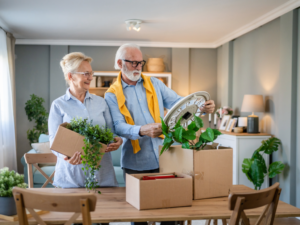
[
  {"x1": 106, "y1": 137, "x2": 123, "y2": 152},
  {"x1": 201, "y1": 100, "x2": 215, "y2": 114},
  {"x1": 63, "y1": 151, "x2": 82, "y2": 165}
]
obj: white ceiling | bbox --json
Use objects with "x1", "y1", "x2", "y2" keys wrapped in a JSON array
[{"x1": 0, "y1": 0, "x2": 299, "y2": 48}]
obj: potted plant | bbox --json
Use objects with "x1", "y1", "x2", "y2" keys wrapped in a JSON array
[
  {"x1": 25, "y1": 94, "x2": 48, "y2": 144},
  {"x1": 160, "y1": 114, "x2": 222, "y2": 154},
  {"x1": 0, "y1": 167, "x2": 27, "y2": 216},
  {"x1": 242, "y1": 137, "x2": 285, "y2": 190},
  {"x1": 66, "y1": 118, "x2": 114, "y2": 193}
]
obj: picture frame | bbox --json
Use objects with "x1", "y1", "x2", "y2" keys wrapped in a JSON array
[
  {"x1": 225, "y1": 119, "x2": 235, "y2": 132},
  {"x1": 219, "y1": 115, "x2": 231, "y2": 130}
]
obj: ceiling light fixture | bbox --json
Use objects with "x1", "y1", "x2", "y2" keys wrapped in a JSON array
[{"x1": 125, "y1": 19, "x2": 142, "y2": 32}]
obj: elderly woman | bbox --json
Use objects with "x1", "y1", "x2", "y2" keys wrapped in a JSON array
[{"x1": 49, "y1": 52, "x2": 122, "y2": 188}]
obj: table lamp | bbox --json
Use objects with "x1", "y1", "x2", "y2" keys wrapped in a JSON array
[{"x1": 241, "y1": 95, "x2": 264, "y2": 133}]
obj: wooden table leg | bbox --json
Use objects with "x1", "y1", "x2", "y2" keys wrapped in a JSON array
[
  {"x1": 221, "y1": 219, "x2": 227, "y2": 225},
  {"x1": 187, "y1": 220, "x2": 191, "y2": 225},
  {"x1": 213, "y1": 219, "x2": 218, "y2": 225}
]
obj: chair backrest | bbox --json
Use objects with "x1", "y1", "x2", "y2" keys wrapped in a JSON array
[
  {"x1": 228, "y1": 182, "x2": 281, "y2": 225},
  {"x1": 24, "y1": 153, "x2": 57, "y2": 188},
  {"x1": 13, "y1": 187, "x2": 97, "y2": 225}
]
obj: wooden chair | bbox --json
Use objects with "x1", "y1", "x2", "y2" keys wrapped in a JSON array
[
  {"x1": 228, "y1": 182, "x2": 281, "y2": 225},
  {"x1": 13, "y1": 187, "x2": 97, "y2": 225},
  {"x1": 25, "y1": 153, "x2": 57, "y2": 188}
]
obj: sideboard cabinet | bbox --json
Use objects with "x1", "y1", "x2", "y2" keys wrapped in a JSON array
[{"x1": 214, "y1": 131, "x2": 272, "y2": 189}]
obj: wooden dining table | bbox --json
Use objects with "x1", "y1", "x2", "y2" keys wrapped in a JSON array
[{"x1": 1, "y1": 185, "x2": 300, "y2": 225}]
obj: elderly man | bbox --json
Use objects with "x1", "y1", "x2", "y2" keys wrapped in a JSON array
[{"x1": 105, "y1": 43, "x2": 215, "y2": 177}]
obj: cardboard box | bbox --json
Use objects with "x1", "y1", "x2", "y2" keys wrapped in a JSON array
[
  {"x1": 126, "y1": 172, "x2": 192, "y2": 210},
  {"x1": 51, "y1": 123, "x2": 107, "y2": 163},
  {"x1": 159, "y1": 145, "x2": 233, "y2": 200}
]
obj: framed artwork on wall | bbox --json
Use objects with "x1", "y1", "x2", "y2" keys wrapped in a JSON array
[{"x1": 219, "y1": 115, "x2": 231, "y2": 130}]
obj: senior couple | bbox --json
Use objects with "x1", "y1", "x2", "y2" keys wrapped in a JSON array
[{"x1": 48, "y1": 43, "x2": 215, "y2": 200}]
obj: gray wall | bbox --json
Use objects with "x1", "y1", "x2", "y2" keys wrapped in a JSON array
[
  {"x1": 15, "y1": 45, "x2": 50, "y2": 173},
  {"x1": 217, "y1": 9, "x2": 300, "y2": 206},
  {"x1": 15, "y1": 45, "x2": 217, "y2": 173}
]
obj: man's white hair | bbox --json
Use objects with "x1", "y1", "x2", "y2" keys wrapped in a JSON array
[{"x1": 114, "y1": 43, "x2": 141, "y2": 70}]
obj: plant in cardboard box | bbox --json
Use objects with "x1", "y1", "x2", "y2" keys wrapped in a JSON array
[
  {"x1": 25, "y1": 94, "x2": 48, "y2": 144},
  {"x1": 160, "y1": 114, "x2": 222, "y2": 155},
  {"x1": 66, "y1": 118, "x2": 114, "y2": 193},
  {"x1": 242, "y1": 137, "x2": 285, "y2": 190},
  {"x1": 0, "y1": 167, "x2": 27, "y2": 216}
]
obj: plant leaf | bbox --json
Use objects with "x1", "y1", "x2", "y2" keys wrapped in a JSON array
[
  {"x1": 173, "y1": 126, "x2": 183, "y2": 142},
  {"x1": 174, "y1": 117, "x2": 182, "y2": 129},
  {"x1": 249, "y1": 159, "x2": 265, "y2": 189},
  {"x1": 252, "y1": 150, "x2": 267, "y2": 174},
  {"x1": 242, "y1": 158, "x2": 253, "y2": 182},
  {"x1": 182, "y1": 141, "x2": 190, "y2": 149},
  {"x1": 163, "y1": 136, "x2": 173, "y2": 145},
  {"x1": 182, "y1": 129, "x2": 196, "y2": 140},
  {"x1": 200, "y1": 128, "x2": 214, "y2": 142},
  {"x1": 160, "y1": 140, "x2": 174, "y2": 155},
  {"x1": 213, "y1": 129, "x2": 222, "y2": 140},
  {"x1": 188, "y1": 121, "x2": 196, "y2": 131},
  {"x1": 194, "y1": 115, "x2": 204, "y2": 129},
  {"x1": 195, "y1": 139, "x2": 203, "y2": 148},
  {"x1": 160, "y1": 117, "x2": 168, "y2": 134},
  {"x1": 268, "y1": 161, "x2": 285, "y2": 178},
  {"x1": 261, "y1": 137, "x2": 281, "y2": 154}
]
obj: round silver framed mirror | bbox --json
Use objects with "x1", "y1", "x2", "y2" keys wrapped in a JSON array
[{"x1": 164, "y1": 91, "x2": 210, "y2": 131}]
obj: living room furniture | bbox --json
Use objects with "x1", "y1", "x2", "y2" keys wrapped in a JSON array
[
  {"x1": 214, "y1": 131, "x2": 272, "y2": 189},
  {"x1": 89, "y1": 71, "x2": 172, "y2": 97},
  {"x1": 228, "y1": 182, "x2": 280, "y2": 225},
  {"x1": 21, "y1": 134, "x2": 125, "y2": 188},
  {"x1": 12, "y1": 187, "x2": 96, "y2": 225},
  {"x1": 24, "y1": 153, "x2": 57, "y2": 188},
  {"x1": 1, "y1": 185, "x2": 299, "y2": 224}
]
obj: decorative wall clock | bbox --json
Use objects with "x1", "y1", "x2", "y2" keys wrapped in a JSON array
[{"x1": 164, "y1": 91, "x2": 210, "y2": 131}]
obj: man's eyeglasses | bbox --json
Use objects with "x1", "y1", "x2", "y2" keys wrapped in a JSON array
[
  {"x1": 122, "y1": 59, "x2": 146, "y2": 68},
  {"x1": 73, "y1": 71, "x2": 94, "y2": 77}
]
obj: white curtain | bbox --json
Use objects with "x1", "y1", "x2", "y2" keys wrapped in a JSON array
[{"x1": 0, "y1": 28, "x2": 17, "y2": 171}]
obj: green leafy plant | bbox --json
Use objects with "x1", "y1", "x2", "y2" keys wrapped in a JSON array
[
  {"x1": 25, "y1": 94, "x2": 48, "y2": 144},
  {"x1": 0, "y1": 167, "x2": 27, "y2": 197},
  {"x1": 160, "y1": 114, "x2": 222, "y2": 155},
  {"x1": 242, "y1": 137, "x2": 285, "y2": 190},
  {"x1": 66, "y1": 118, "x2": 114, "y2": 193}
]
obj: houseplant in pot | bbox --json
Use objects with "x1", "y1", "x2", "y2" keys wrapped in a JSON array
[
  {"x1": 242, "y1": 137, "x2": 285, "y2": 190},
  {"x1": 0, "y1": 167, "x2": 27, "y2": 216},
  {"x1": 66, "y1": 118, "x2": 114, "y2": 193},
  {"x1": 160, "y1": 114, "x2": 222, "y2": 154},
  {"x1": 25, "y1": 94, "x2": 48, "y2": 144}
]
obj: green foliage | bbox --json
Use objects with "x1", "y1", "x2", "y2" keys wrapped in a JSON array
[
  {"x1": 160, "y1": 114, "x2": 222, "y2": 155},
  {"x1": 25, "y1": 94, "x2": 48, "y2": 144},
  {"x1": 67, "y1": 118, "x2": 114, "y2": 193},
  {"x1": 0, "y1": 167, "x2": 27, "y2": 197},
  {"x1": 242, "y1": 137, "x2": 285, "y2": 190}
]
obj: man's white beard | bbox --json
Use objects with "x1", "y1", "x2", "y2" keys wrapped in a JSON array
[{"x1": 123, "y1": 63, "x2": 141, "y2": 81}]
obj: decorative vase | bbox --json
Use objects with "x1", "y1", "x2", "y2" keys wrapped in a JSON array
[
  {"x1": 217, "y1": 118, "x2": 222, "y2": 129},
  {"x1": 0, "y1": 197, "x2": 17, "y2": 216},
  {"x1": 146, "y1": 58, "x2": 165, "y2": 72}
]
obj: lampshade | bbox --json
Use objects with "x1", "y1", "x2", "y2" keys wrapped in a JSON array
[{"x1": 241, "y1": 95, "x2": 264, "y2": 113}]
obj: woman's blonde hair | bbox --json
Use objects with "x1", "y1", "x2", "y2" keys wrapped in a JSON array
[{"x1": 60, "y1": 52, "x2": 93, "y2": 84}]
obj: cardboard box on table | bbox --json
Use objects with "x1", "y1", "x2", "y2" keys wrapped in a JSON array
[
  {"x1": 51, "y1": 123, "x2": 107, "y2": 164},
  {"x1": 126, "y1": 172, "x2": 192, "y2": 210},
  {"x1": 159, "y1": 144, "x2": 233, "y2": 200}
]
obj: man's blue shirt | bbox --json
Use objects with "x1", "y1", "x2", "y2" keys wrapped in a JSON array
[{"x1": 105, "y1": 76, "x2": 182, "y2": 171}]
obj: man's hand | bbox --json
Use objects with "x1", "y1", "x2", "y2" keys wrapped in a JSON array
[
  {"x1": 63, "y1": 151, "x2": 82, "y2": 165},
  {"x1": 106, "y1": 137, "x2": 123, "y2": 152},
  {"x1": 139, "y1": 123, "x2": 162, "y2": 138},
  {"x1": 201, "y1": 100, "x2": 215, "y2": 114}
]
